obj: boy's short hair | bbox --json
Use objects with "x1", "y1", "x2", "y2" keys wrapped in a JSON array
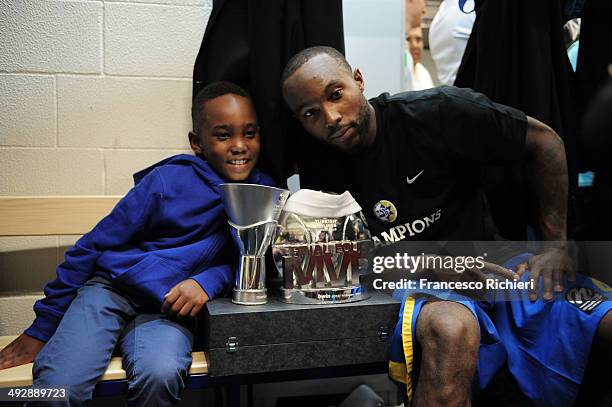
[{"x1": 192, "y1": 81, "x2": 252, "y2": 132}]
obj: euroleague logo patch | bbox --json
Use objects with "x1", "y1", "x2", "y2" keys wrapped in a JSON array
[
  {"x1": 565, "y1": 287, "x2": 605, "y2": 314},
  {"x1": 373, "y1": 200, "x2": 397, "y2": 223}
]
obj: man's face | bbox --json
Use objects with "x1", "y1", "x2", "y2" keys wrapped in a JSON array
[
  {"x1": 189, "y1": 94, "x2": 260, "y2": 182},
  {"x1": 407, "y1": 26, "x2": 424, "y2": 65},
  {"x1": 282, "y1": 54, "x2": 372, "y2": 153}
]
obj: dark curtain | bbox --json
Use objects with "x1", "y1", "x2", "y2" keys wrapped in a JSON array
[
  {"x1": 193, "y1": 0, "x2": 349, "y2": 192},
  {"x1": 573, "y1": 0, "x2": 612, "y2": 240},
  {"x1": 455, "y1": 0, "x2": 575, "y2": 240},
  {"x1": 574, "y1": 0, "x2": 612, "y2": 170}
]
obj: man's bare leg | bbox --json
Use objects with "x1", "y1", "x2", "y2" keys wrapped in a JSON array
[{"x1": 412, "y1": 301, "x2": 480, "y2": 407}]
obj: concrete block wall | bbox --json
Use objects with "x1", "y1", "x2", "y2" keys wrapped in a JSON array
[{"x1": 0, "y1": 0, "x2": 212, "y2": 335}]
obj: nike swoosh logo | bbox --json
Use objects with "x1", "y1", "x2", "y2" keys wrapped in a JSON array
[{"x1": 406, "y1": 170, "x2": 424, "y2": 184}]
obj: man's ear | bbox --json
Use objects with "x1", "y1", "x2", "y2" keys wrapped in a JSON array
[
  {"x1": 353, "y1": 68, "x2": 365, "y2": 92},
  {"x1": 188, "y1": 131, "x2": 203, "y2": 155}
]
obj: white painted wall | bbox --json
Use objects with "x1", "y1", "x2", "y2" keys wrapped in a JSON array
[
  {"x1": 0, "y1": 0, "x2": 210, "y2": 196},
  {"x1": 344, "y1": 0, "x2": 405, "y2": 98},
  {"x1": 0, "y1": 0, "x2": 212, "y2": 334}
]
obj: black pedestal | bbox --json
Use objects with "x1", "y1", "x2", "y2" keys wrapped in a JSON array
[{"x1": 201, "y1": 292, "x2": 401, "y2": 377}]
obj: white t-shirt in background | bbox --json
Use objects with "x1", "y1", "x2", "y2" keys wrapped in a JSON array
[
  {"x1": 411, "y1": 62, "x2": 435, "y2": 90},
  {"x1": 428, "y1": 0, "x2": 476, "y2": 85}
]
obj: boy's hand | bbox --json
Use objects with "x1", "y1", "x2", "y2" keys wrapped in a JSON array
[
  {"x1": 161, "y1": 279, "x2": 209, "y2": 318},
  {"x1": 0, "y1": 333, "x2": 45, "y2": 370}
]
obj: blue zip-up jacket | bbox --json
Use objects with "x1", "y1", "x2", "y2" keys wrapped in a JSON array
[{"x1": 25, "y1": 154, "x2": 275, "y2": 342}]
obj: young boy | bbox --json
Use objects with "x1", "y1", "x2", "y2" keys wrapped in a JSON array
[{"x1": 0, "y1": 81, "x2": 273, "y2": 405}]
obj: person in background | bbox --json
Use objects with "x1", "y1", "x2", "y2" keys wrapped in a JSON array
[
  {"x1": 407, "y1": 25, "x2": 435, "y2": 90},
  {"x1": 403, "y1": 0, "x2": 427, "y2": 91}
]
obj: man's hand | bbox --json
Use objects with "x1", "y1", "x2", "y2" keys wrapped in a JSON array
[
  {"x1": 161, "y1": 279, "x2": 209, "y2": 318},
  {"x1": 516, "y1": 247, "x2": 576, "y2": 301},
  {"x1": 522, "y1": 117, "x2": 575, "y2": 301},
  {"x1": 0, "y1": 333, "x2": 45, "y2": 370}
]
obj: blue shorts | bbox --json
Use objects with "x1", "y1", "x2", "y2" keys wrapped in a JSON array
[{"x1": 388, "y1": 253, "x2": 612, "y2": 407}]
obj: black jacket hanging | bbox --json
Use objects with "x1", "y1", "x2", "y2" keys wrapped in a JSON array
[{"x1": 455, "y1": 0, "x2": 575, "y2": 239}]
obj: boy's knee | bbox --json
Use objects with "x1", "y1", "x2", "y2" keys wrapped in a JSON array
[
  {"x1": 417, "y1": 301, "x2": 480, "y2": 353},
  {"x1": 148, "y1": 364, "x2": 186, "y2": 387},
  {"x1": 133, "y1": 358, "x2": 188, "y2": 398}
]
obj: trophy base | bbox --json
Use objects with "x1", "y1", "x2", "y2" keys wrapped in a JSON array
[
  {"x1": 280, "y1": 286, "x2": 369, "y2": 305},
  {"x1": 232, "y1": 288, "x2": 268, "y2": 305}
]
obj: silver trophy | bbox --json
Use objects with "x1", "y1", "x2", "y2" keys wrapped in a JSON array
[
  {"x1": 220, "y1": 183, "x2": 290, "y2": 305},
  {"x1": 272, "y1": 190, "x2": 374, "y2": 304}
]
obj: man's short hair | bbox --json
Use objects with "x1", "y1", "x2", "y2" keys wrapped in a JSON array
[
  {"x1": 192, "y1": 81, "x2": 251, "y2": 132},
  {"x1": 281, "y1": 46, "x2": 352, "y2": 86}
]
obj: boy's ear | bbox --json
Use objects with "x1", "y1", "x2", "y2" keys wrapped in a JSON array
[{"x1": 188, "y1": 131, "x2": 204, "y2": 156}]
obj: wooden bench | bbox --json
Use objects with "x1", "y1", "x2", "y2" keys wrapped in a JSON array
[
  {"x1": 0, "y1": 336, "x2": 208, "y2": 387},
  {"x1": 0, "y1": 196, "x2": 209, "y2": 392}
]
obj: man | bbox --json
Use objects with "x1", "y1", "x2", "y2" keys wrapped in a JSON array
[
  {"x1": 281, "y1": 46, "x2": 611, "y2": 406},
  {"x1": 281, "y1": 47, "x2": 566, "y2": 250}
]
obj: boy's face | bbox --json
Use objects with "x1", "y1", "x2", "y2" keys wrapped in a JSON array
[{"x1": 190, "y1": 94, "x2": 260, "y2": 182}]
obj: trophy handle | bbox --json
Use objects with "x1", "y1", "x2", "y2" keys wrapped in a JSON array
[
  {"x1": 228, "y1": 219, "x2": 277, "y2": 230},
  {"x1": 288, "y1": 213, "x2": 313, "y2": 245}
]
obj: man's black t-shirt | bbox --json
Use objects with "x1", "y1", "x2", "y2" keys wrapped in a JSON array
[{"x1": 351, "y1": 86, "x2": 527, "y2": 243}]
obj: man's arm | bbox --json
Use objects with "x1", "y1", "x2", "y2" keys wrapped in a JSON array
[
  {"x1": 524, "y1": 116, "x2": 568, "y2": 241},
  {"x1": 521, "y1": 116, "x2": 575, "y2": 300}
]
